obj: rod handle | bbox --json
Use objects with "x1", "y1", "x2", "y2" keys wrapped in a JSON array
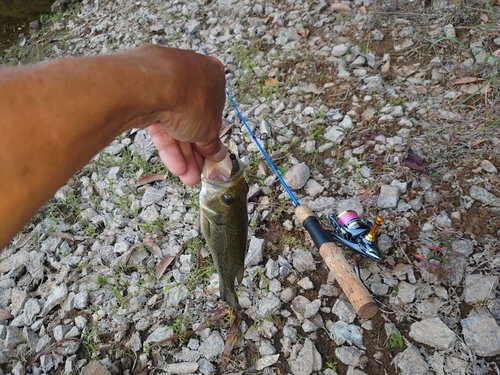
[{"x1": 295, "y1": 204, "x2": 378, "y2": 319}]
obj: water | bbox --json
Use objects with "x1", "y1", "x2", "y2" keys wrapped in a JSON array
[{"x1": 0, "y1": 0, "x2": 55, "y2": 49}]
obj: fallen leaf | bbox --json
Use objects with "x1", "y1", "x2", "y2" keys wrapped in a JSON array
[
  {"x1": 297, "y1": 28, "x2": 310, "y2": 38},
  {"x1": 135, "y1": 173, "x2": 166, "y2": 188},
  {"x1": 460, "y1": 83, "x2": 490, "y2": 95},
  {"x1": 143, "y1": 239, "x2": 162, "y2": 258},
  {"x1": 493, "y1": 49, "x2": 500, "y2": 58},
  {"x1": 403, "y1": 148, "x2": 427, "y2": 172},
  {"x1": 50, "y1": 232, "x2": 75, "y2": 242},
  {"x1": 472, "y1": 138, "x2": 490, "y2": 147},
  {"x1": 480, "y1": 13, "x2": 488, "y2": 23},
  {"x1": 358, "y1": 5, "x2": 366, "y2": 13},
  {"x1": 264, "y1": 77, "x2": 277, "y2": 87},
  {"x1": 156, "y1": 256, "x2": 175, "y2": 279},
  {"x1": 330, "y1": 3, "x2": 351, "y2": 11},
  {"x1": 220, "y1": 310, "x2": 242, "y2": 370},
  {"x1": 308, "y1": 83, "x2": 321, "y2": 94},
  {"x1": 416, "y1": 86, "x2": 427, "y2": 94},
  {"x1": 453, "y1": 77, "x2": 485, "y2": 85},
  {"x1": 220, "y1": 123, "x2": 234, "y2": 138},
  {"x1": 13, "y1": 233, "x2": 31, "y2": 249},
  {"x1": 0, "y1": 308, "x2": 14, "y2": 320}
]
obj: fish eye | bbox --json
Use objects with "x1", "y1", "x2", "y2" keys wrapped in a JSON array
[{"x1": 222, "y1": 194, "x2": 234, "y2": 205}]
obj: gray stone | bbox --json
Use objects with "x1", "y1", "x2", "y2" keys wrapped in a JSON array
[
  {"x1": 339, "y1": 115, "x2": 354, "y2": 130},
  {"x1": 42, "y1": 283, "x2": 68, "y2": 316},
  {"x1": 463, "y1": 274, "x2": 499, "y2": 304},
  {"x1": 372, "y1": 29, "x2": 384, "y2": 41},
  {"x1": 319, "y1": 284, "x2": 340, "y2": 297},
  {"x1": 469, "y1": 185, "x2": 499, "y2": 205},
  {"x1": 141, "y1": 187, "x2": 165, "y2": 207},
  {"x1": 284, "y1": 163, "x2": 310, "y2": 189},
  {"x1": 304, "y1": 299, "x2": 321, "y2": 319},
  {"x1": 330, "y1": 321, "x2": 365, "y2": 349},
  {"x1": 390, "y1": 281, "x2": 416, "y2": 305},
  {"x1": 280, "y1": 287, "x2": 295, "y2": 303},
  {"x1": 245, "y1": 237, "x2": 265, "y2": 267},
  {"x1": 371, "y1": 283, "x2": 389, "y2": 296},
  {"x1": 297, "y1": 277, "x2": 314, "y2": 290},
  {"x1": 377, "y1": 185, "x2": 401, "y2": 209},
  {"x1": 257, "y1": 293, "x2": 282, "y2": 318},
  {"x1": 393, "y1": 344, "x2": 429, "y2": 375},
  {"x1": 255, "y1": 354, "x2": 280, "y2": 370},
  {"x1": 304, "y1": 179, "x2": 324, "y2": 197},
  {"x1": 290, "y1": 339, "x2": 322, "y2": 375},
  {"x1": 80, "y1": 361, "x2": 111, "y2": 375},
  {"x1": 332, "y1": 299, "x2": 357, "y2": 323},
  {"x1": 451, "y1": 239, "x2": 474, "y2": 256},
  {"x1": 390, "y1": 180, "x2": 408, "y2": 194},
  {"x1": 138, "y1": 205, "x2": 159, "y2": 223},
  {"x1": 424, "y1": 191, "x2": 440, "y2": 205},
  {"x1": 332, "y1": 43, "x2": 349, "y2": 57},
  {"x1": 480, "y1": 160, "x2": 498, "y2": 173},
  {"x1": 324, "y1": 125, "x2": 345, "y2": 143},
  {"x1": 335, "y1": 346, "x2": 365, "y2": 366},
  {"x1": 435, "y1": 211, "x2": 452, "y2": 228},
  {"x1": 409, "y1": 317, "x2": 456, "y2": 350},
  {"x1": 258, "y1": 320, "x2": 278, "y2": 339},
  {"x1": 265, "y1": 259, "x2": 280, "y2": 279},
  {"x1": 461, "y1": 314, "x2": 500, "y2": 356},
  {"x1": 162, "y1": 362, "x2": 198, "y2": 374},
  {"x1": 144, "y1": 326, "x2": 173, "y2": 346},
  {"x1": 292, "y1": 250, "x2": 316, "y2": 272},
  {"x1": 198, "y1": 331, "x2": 224, "y2": 360},
  {"x1": 409, "y1": 197, "x2": 423, "y2": 211},
  {"x1": 0, "y1": 250, "x2": 29, "y2": 273}
]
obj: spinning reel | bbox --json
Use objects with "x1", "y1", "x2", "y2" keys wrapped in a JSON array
[{"x1": 325, "y1": 210, "x2": 384, "y2": 279}]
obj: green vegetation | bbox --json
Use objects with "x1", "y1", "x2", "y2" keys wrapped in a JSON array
[
  {"x1": 81, "y1": 323, "x2": 100, "y2": 360},
  {"x1": 386, "y1": 331, "x2": 404, "y2": 349}
]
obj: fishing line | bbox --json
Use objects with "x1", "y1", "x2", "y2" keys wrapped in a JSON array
[{"x1": 188, "y1": 32, "x2": 300, "y2": 207}]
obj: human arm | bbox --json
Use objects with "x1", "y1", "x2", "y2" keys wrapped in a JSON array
[{"x1": 0, "y1": 45, "x2": 226, "y2": 248}]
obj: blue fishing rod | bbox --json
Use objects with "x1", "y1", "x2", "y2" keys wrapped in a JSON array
[{"x1": 189, "y1": 33, "x2": 383, "y2": 319}]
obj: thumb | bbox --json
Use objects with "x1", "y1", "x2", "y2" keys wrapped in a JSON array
[{"x1": 196, "y1": 139, "x2": 227, "y2": 162}]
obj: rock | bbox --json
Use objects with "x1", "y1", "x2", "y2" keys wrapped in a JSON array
[
  {"x1": 480, "y1": 160, "x2": 498, "y2": 173},
  {"x1": 292, "y1": 250, "x2": 316, "y2": 272},
  {"x1": 161, "y1": 362, "x2": 199, "y2": 374},
  {"x1": 330, "y1": 321, "x2": 365, "y2": 349},
  {"x1": 0, "y1": 250, "x2": 29, "y2": 274},
  {"x1": 80, "y1": 361, "x2": 111, "y2": 375},
  {"x1": 297, "y1": 277, "x2": 314, "y2": 290},
  {"x1": 290, "y1": 339, "x2": 322, "y2": 375},
  {"x1": 144, "y1": 326, "x2": 173, "y2": 346},
  {"x1": 265, "y1": 259, "x2": 280, "y2": 279},
  {"x1": 331, "y1": 299, "x2": 357, "y2": 323},
  {"x1": 245, "y1": 237, "x2": 265, "y2": 267},
  {"x1": 304, "y1": 179, "x2": 324, "y2": 197},
  {"x1": 409, "y1": 317, "x2": 456, "y2": 350},
  {"x1": 435, "y1": 211, "x2": 452, "y2": 228},
  {"x1": 42, "y1": 284, "x2": 68, "y2": 316},
  {"x1": 141, "y1": 187, "x2": 165, "y2": 207},
  {"x1": 198, "y1": 331, "x2": 224, "y2": 360},
  {"x1": 390, "y1": 281, "x2": 416, "y2": 305},
  {"x1": 284, "y1": 163, "x2": 310, "y2": 189},
  {"x1": 469, "y1": 185, "x2": 499, "y2": 205},
  {"x1": 255, "y1": 354, "x2": 280, "y2": 370},
  {"x1": 304, "y1": 299, "x2": 321, "y2": 319},
  {"x1": 257, "y1": 293, "x2": 282, "y2": 318},
  {"x1": 451, "y1": 239, "x2": 474, "y2": 257},
  {"x1": 463, "y1": 274, "x2": 499, "y2": 303},
  {"x1": 377, "y1": 185, "x2": 401, "y2": 209},
  {"x1": 393, "y1": 345, "x2": 429, "y2": 375},
  {"x1": 461, "y1": 314, "x2": 500, "y2": 356},
  {"x1": 335, "y1": 346, "x2": 365, "y2": 366},
  {"x1": 324, "y1": 125, "x2": 345, "y2": 143}
]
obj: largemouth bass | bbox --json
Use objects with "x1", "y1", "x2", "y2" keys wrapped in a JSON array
[{"x1": 200, "y1": 151, "x2": 248, "y2": 308}]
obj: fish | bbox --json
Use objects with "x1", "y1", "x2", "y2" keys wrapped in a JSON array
[{"x1": 199, "y1": 151, "x2": 248, "y2": 308}]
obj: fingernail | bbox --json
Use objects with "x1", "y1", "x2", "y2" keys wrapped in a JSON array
[{"x1": 213, "y1": 144, "x2": 227, "y2": 162}]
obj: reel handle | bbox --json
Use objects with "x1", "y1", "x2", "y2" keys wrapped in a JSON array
[{"x1": 295, "y1": 205, "x2": 378, "y2": 319}]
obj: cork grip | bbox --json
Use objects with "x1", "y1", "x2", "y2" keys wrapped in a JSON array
[{"x1": 295, "y1": 205, "x2": 378, "y2": 319}]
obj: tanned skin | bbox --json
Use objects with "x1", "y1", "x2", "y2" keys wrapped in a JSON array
[{"x1": 0, "y1": 45, "x2": 226, "y2": 249}]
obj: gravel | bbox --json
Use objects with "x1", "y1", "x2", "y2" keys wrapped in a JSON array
[{"x1": 1, "y1": 0, "x2": 500, "y2": 374}]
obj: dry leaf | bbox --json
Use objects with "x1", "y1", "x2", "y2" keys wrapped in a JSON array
[
  {"x1": 135, "y1": 173, "x2": 165, "y2": 188},
  {"x1": 156, "y1": 256, "x2": 175, "y2": 279},
  {"x1": 13, "y1": 233, "x2": 31, "y2": 249},
  {"x1": 472, "y1": 138, "x2": 490, "y2": 147},
  {"x1": 220, "y1": 123, "x2": 234, "y2": 138},
  {"x1": 308, "y1": 83, "x2": 321, "y2": 94},
  {"x1": 453, "y1": 77, "x2": 485, "y2": 85},
  {"x1": 493, "y1": 49, "x2": 500, "y2": 58},
  {"x1": 0, "y1": 308, "x2": 14, "y2": 320},
  {"x1": 480, "y1": 13, "x2": 488, "y2": 23},
  {"x1": 460, "y1": 83, "x2": 490, "y2": 95},
  {"x1": 416, "y1": 86, "x2": 427, "y2": 94},
  {"x1": 220, "y1": 310, "x2": 242, "y2": 370},
  {"x1": 297, "y1": 28, "x2": 310, "y2": 38},
  {"x1": 330, "y1": 3, "x2": 351, "y2": 11},
  {"x1": 50, "y1": 232, "x2": 75, "y2": 242},
  {"x1": 264, "y1": 77, "x2": 277, "y2": 87},
  {"x1": 358, "y1": 5, "x2": 367, "y2": 13},
  {"x1": 143, "y1": 239, "x2": 162, "y2": 258},
  {"x1": 438, "y1": 109, "x2": 462, "y2": 121},
  {"x1": 403, "y1": 148, "x2": 427, "y2": 172}
]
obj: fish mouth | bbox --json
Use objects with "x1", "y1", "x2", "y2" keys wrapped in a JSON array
[{"x1": 202, "y1": 152, "x2": 244, "y2": 183}]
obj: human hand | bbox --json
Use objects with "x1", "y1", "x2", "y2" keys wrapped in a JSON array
[{"x1": 120, "y1": 46, "x2": 227, "y2": 185}]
